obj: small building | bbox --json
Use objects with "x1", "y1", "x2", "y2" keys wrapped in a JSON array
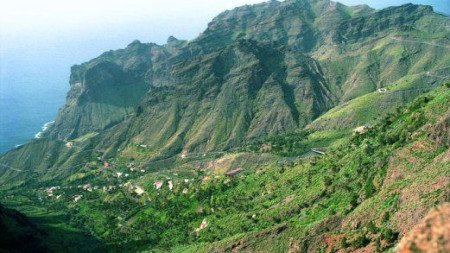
[
  {"x1": 153, "y1": 181, "x2": 163, "y2": 190},
  {"x1": 194, "y1": 219, "x2": 208, "y2": 235},
  {"x1": 134, "y1": 186, "x2": 145, "y2": 196},
  {"x1": 74, "y1": 195, "x2": 83, "y2": 203},
  {"x1": 378, "y1": 88, "x2": 387, "y2": 93},
  {"x1": 260, "y1": 143, "x2": 272, "y2": 152},
  {"x1": 311, "y1": 148, "x2": 326, "y2": 155},
  {"x1": 65, "y1": 142, "x2": 74, "y2": 148},
  {"x1": 104, "y1": 161, "x2": 110, "y2": 168},
  {"x1": 82, "y1": 183, "x2": 91, "y2": 191},
  {"x1": 127, "y1": 163, "x2": 135, "y2": 171},
  {"x1": 354, "y1": 125, "x2": 371, "y2": 134},
  {"x1": 123, "y1": 182, "x2": 133, "y2": 191},
  {"x1": 45, "y1": 186, "x2": 58, "y2": 196}
]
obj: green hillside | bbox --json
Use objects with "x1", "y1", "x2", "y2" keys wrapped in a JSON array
[
  {"x1": 0, "y1": 0, "x2": 449, "y2": 252},
  {"x1": 2, "y1": 83, "x2": 449, "y2": 253}
]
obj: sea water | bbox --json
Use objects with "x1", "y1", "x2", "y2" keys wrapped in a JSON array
[{"x1": 0, "y1": 58, "x2": 68, "y2": 153}]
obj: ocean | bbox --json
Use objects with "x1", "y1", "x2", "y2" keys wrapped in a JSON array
[{"x1": 0, "y1": 54, "x2": 68, "y2": 153}]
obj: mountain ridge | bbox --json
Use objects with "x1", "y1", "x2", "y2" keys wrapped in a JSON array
[
  {"x1": 43, "y1": 1, "x2": 448, "y2": 153},
  {"x1": 0, "y1": 1, "x2": 448, "y2": 182}
]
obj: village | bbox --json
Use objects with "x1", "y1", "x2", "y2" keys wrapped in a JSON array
[{"x1": 37, "y1": 152, "x2": 246, "y2": 233}]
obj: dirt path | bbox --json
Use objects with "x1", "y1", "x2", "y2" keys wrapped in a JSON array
[
  {"x1": 390, "y1": 36, "x2": 450, "y2": 49},
  {"x1": 0, "y1": 163, "x2": 22, "y2": 172}
]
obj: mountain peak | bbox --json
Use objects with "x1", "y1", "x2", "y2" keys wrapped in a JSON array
[
  {"x1": 128, "y1": 39, "x2": 142, "y2": 46},
  {"x1": 167, "y1": 35, "x2": 179, "y2": 43}
]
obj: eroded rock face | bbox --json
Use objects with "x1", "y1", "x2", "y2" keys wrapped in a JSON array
[
  {"x1": 430, "y1": 111, "x2": 450, "y2": 147},
  {"x1": 395, "y1": 203, "x2": 450, "y2": 253}
]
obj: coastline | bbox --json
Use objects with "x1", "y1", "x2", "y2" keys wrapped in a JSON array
[{"x1": 34, "y1": 121, "x2": 55, "y2": 139}]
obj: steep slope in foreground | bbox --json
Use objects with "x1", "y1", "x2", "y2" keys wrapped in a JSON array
[
  {"x1": 0, "y1": 201, "x2": 104, "y2": 253},
  {"x1": 396, "y1": 203, "x2": 450, "y2": 253},
  {"x1": 0, "y1": 204, "x2": 46, "y2": 252}
]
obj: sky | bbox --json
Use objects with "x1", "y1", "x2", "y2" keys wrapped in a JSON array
[
  {"x1": 1, "y1": 1, "x2": 264, "y2": 54},
  {"x1": 0, "y1": 0, "x2": 448, "y2": 152},
  {"x1": 0, "y1": 0, "x2": 448, "y2": 67},
  {"x1": 1, "y1": 1, "x2": 448, "y2": 55}
]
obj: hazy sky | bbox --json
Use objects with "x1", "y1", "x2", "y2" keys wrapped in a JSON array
[
  {"x1": 1, "y1": 0, "x2": 448, "y2": 54},
  {"x1": 1, "y1": 1, "x2": 264, "y2": 52},
  {"x1": 0, "y1": 0, "x2": 447, "y2": 81}
]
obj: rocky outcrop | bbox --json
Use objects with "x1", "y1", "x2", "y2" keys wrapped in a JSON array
[
  {"x1": 395, "y1": 204, "x2": 450, "y2": 253},
  {"x1": 430, "y1": 111, "x2": 450, "y2": 147},
  {"x1": 48, "y1": 41, "x2": 173, "y2": 140}
]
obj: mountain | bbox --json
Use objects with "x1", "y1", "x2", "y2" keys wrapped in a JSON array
[
  {"x1": 0, "y1": 0, "x2": 449, "y2": 252},
  {"x1": 1, "y1": 1, "x2": 446, "y2": 170}
]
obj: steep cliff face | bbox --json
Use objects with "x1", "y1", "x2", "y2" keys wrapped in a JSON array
[
  {"x1": 332, "y1": 4, "x2": 434, "y2": 44},
  {"x1": 396, "y1": 204, "x2": 450, "y2": 253},
  {"x1": 183, "y1": 0, "x2": 372, "y2": 57},
  {"x1": 94, "y1": 40, "x2": 335, "y2": 157},
  {"x1": 48, "y1": 40, "x2": 181, "y2": 140}
]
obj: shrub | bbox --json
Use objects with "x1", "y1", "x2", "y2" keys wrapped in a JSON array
[
  {"x1": 375, "y1": 237, "x2": 382, "y2": 252},
  {"x1": 381, "y1": 228, "x2": 399, "y2": 243},
  {"x1": 382, "y1": 211, "x2": 390, "y2": 223},
  {"x1": 323, "y1": 176, "x2": 332, "y2": 186},
  {"x1": 340, "y1": 236, "x2": 349, "y2": 248},
  {"x1": 366, "y1": 221, "x2": 378, "y2": 234},
  {"x1": 349, "y1": 194, "x2": 359, "y2": 209},
  {"x1": 351, "y1": 233, "x2": 370, "y2": 248}
]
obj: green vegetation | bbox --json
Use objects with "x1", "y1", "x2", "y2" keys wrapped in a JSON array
[
  {"x1": 0, "y1": 0, "x2": 449, "y2": 252},
  {"x1": 1, "y1": 87, "x2": 448, "y2": 252},
  {"x1": 240, "y1": 128, "x2": 350, "y2": 157}
]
